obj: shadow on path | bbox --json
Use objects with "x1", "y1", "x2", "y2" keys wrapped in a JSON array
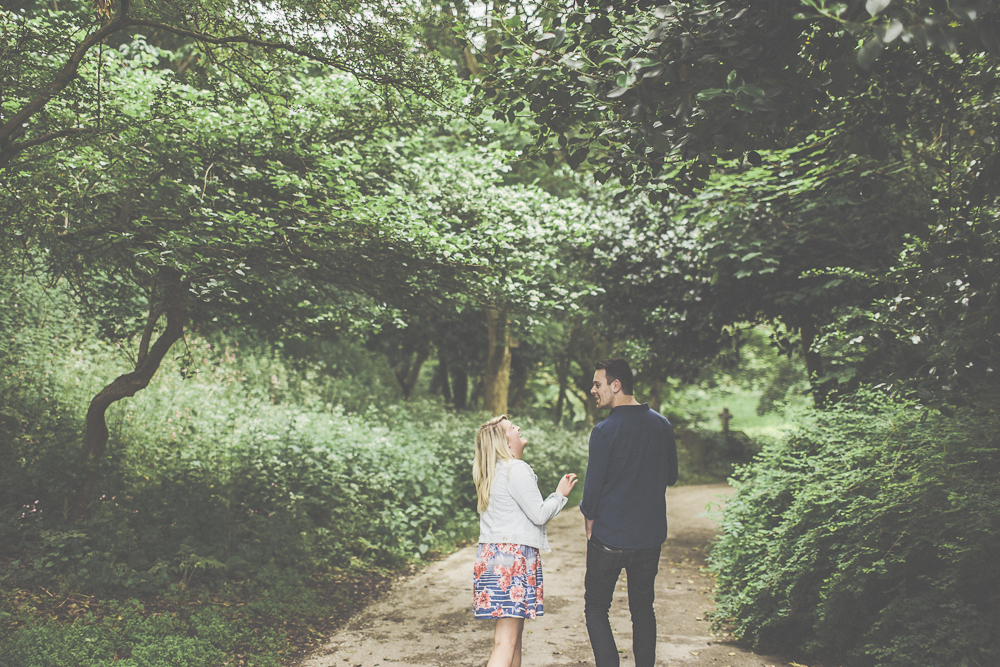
[{"x1": 298, "y1": 484, "x2": 799, "y2": 667}]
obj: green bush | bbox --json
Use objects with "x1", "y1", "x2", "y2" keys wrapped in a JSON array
[
  {"x1": 14, "y1": 396, "x2": 493, "y2": 590},
  {"x1": 708, "y1": 390, "x2": 1000, "y2": 667},
  {"x1": 0, "y1": 603, "x2": 267, "y2": 667},
  {"x1": 0, "y1": 270, "x2": 592, "y2": 666},
  {"x1": 1, "y1": 311, "x2": 588, "y2": 578},
  {"x1": 0, "y1": 272, "x2": 102, "y2": 548}
]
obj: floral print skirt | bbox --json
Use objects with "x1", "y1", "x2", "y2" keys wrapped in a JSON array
[{"x1": 473, "y1": 543, "x2": 544, "y2": 619}]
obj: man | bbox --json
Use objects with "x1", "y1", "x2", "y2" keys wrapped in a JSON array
[{"x1": 580, "y1": 358, "x2": 679, "y2": 667}]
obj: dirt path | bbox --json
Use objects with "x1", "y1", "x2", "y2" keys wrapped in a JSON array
[{"x1": 299, "y1": 484, "x2": 794, "y2": 667}]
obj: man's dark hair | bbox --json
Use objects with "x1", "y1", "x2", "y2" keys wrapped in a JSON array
[{"x1": 595, "y1": 358, "x2": 634, "y2": 395}]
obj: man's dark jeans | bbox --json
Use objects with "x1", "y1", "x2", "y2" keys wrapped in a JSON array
[{"x1": 584, "y1": 537, "x2": 662, "y2": 667}]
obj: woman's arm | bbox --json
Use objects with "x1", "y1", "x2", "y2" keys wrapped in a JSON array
[{"x1": 507, "y1": 462, "x2": 568, "y2": 526}]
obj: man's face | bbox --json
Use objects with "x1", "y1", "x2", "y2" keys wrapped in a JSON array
[{"x1": 591, "y1": 369, "x2": 617, "y2": 410}]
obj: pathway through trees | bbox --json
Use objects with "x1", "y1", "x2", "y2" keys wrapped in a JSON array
[{"x1": 298, "y1": 484, "x2": 795, "y2": 667}]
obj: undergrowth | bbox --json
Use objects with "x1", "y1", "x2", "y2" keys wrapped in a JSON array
[
  {"x1": 708, "y1": 389, "x2": 1000, "y2": 667},
  {"x1": 0, "y1": 278, "x2": 588, "y2": 666}
]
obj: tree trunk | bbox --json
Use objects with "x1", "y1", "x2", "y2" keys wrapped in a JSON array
[
  {"x1": 430, "y1": 347, "x2": 451, "y2": 402},
  {"x1": 570, "y1": 328, "x2": 609, "y2": 424},
  {"x1": 483, "y1": 308, "x2": 511, "y2": 416},
  {"x1": 648, "y1": 378, "x2": 663, "y2": 413},
  {"x1": 397, "y1": 343, "x2": 430, "y2": 399},
  {"x1": 451, "y1": 367, "x2": 468, "y2": 410},
  {"x1": 68, "y1": 268, "x2": 187, "y2": 521},
  {"x1": 554, "y1": 355, "x2": 570, "y2": 424},
  {"x1": 800, "y1": 319, "x2": 825, "y2": 407},
  {"x1": 507, "y1": 347, "x2": 529, "y2": 411}
]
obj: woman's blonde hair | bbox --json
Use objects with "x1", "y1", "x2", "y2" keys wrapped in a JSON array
[{"x1": 473, "y1": 414, "x2": 513, "y2": 513}]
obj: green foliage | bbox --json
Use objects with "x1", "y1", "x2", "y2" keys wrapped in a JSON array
[
  {"x1": 0, "y1": 282, "x2": 590, "y2": 577},
  {"x1": 3, "y1": 39, "x2": 453, "y2": 336},
  {"x1": 1, "y1": 601, "x2": 281, "y2": 667},
  {"x1": 708, "y1": 389, "x2": 1000, "y2": 666},
  {"x1": 0, "y1": 271, "x2": 101, "y2": 540},
  {"x1": 472, "y1": 0, "x2": 999, "y2": 193},
  {"x1": 465, "y1": 0, "x2": 1000, "y2": 411},
  {"x1": 660, "y1": 326, "x2": 811, "y2": 431},
  {"x1": 0, "y1": 266, "x2": 592, "y2": 664},
  {"x1": 0, "y1": 0, "x2": 453, "y2": 171}
]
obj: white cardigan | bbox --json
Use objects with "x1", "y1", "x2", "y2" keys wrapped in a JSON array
[{"x1": 478, "y1": 459, "x2": 568, "y2": 551}]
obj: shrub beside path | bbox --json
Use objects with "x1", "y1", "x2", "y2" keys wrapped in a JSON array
[{"x1": 298, "y1": 484, "x2": 795, "y2": 667}]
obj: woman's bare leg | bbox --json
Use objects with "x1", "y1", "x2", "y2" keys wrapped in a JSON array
[
  {"x1": 511, "y1": 620, "x2": 523, "y2": 667},
  {"x1": 486, "y1": 617, "x2": 525, "y2": 667}
]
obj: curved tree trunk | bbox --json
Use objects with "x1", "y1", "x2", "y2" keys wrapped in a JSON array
[
  {"x1": 67, "y1": 269, "x2": 187, "y2": 521},
  {"x1": 483, "y1": 308, "x2": 511, "y2": 416}
]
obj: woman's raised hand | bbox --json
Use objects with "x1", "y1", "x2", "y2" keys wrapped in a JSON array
[{"x1": 556, "y1": 473, "x2": 578, "y2": 497}]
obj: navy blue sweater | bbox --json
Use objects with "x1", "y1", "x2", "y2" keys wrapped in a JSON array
[{"x1": 579, "y1": 403, "x2": 679, "y2": 549}]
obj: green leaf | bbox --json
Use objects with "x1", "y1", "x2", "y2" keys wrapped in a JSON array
[
  {"x1": 865, "y1": 0, "x2": 891, "y2": 17},
  {"x1": 696, "y1": 88, "x2": 726, "y2": 101},
  {"x1": 568, "y1": 146, "x2": 590, "y2": 169},
  {"x1": 737, "y1": 84, "x2": 766, "y2": 97},
  {"x1": 630, "y1": 58, "x2": 661, "y2": 69},
  {"x1": 857, "y1": 37, "x2": 883, "y2": 69},
  {"x1": 615, "y1": 72, "x2": 636, "y2": 89},
  {"x1": 551, "y1": 28, "x2": 567, "y2": 50},
  {"x1": 879, "y1": 19, "x2": 904, "y2": 44}
]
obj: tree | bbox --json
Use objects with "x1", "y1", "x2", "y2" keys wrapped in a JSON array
[
  {"x1": 466, "y1": 0, "x2": 1000, "y2": 406},
  {"x1": 2, "y1": 39, "x2": 468, "y2": 518},
  {"x1": 362, "y1": 133, "x2": 610, "y2": 415},
  {"x1": 0, "y1": 0, "x2": 450, "y2": 170},
  {"x1": 470, "y1": 0, "x2": 1000, "y2": 192}
]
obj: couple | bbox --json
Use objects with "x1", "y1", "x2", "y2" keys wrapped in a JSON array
[{"x1": 472, "y1": 358, "x2": 680, "y2": 667}]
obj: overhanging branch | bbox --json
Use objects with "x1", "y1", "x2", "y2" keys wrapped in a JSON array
[
  {"x1": 0, "y1": 15, "x2": 131, "y2": 161},
  {"x1": 1, "y1": 0, "x2": 441, "y2": 170},
  {"x1": 0, "y1": 128, "x2": 91, "y2": 166}
]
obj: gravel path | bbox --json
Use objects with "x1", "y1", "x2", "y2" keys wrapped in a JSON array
[{"x1": 298, "y1": 483, "x2": 797, "y2": 667}]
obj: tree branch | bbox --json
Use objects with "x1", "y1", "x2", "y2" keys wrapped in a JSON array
[
  {"x1": 136, "y1": 296, "x2": 159, "y2": 367},
  {"x1": 0, "y1": 16, "x2": 130, "y2": 164},
  {"x1": 0, "y1": 128, "x2": 91, "y2": 165},
  {"x1": 126, "y1": 19, "x2": 420, "y2": 88},
  {"x1": 1, "y1": 1, "x2": 446, "y2": 169}
]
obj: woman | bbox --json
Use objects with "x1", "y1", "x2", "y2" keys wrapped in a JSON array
[{"x1": 472, "y1": 415, "x2": 578, "y2": 667}]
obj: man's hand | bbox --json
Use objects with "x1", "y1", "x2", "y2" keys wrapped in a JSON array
[{"x1": 585, "y1": 518, "x2": 594, "y2": 541}]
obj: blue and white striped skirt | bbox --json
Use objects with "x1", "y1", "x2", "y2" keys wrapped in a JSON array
[{"x1": 473, "y1": 543, "x2": 544, "y2": 619}]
